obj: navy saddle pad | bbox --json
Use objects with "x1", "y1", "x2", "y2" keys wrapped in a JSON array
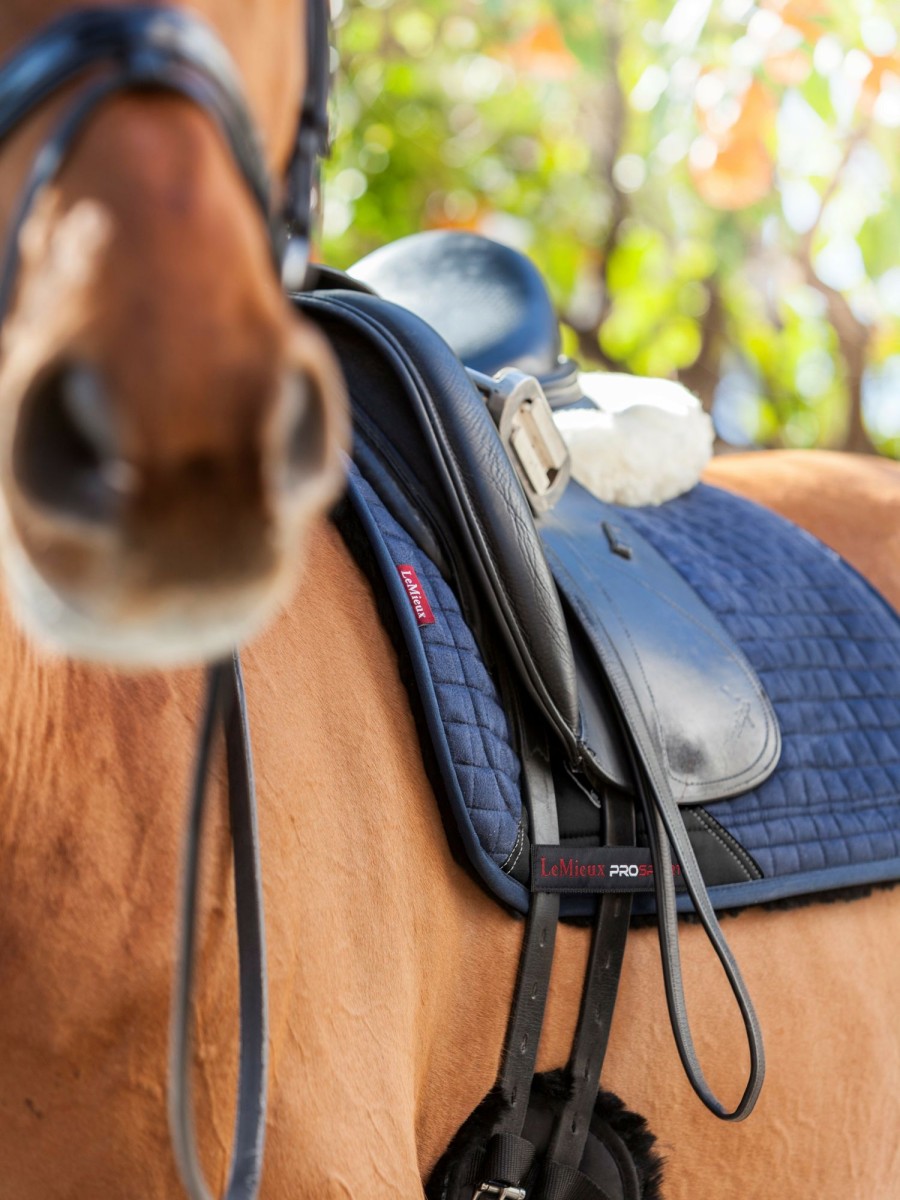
[
  {"x1": 345, "y1": 462, "x2": 900, "y2": 917},
  {"x1": 299, "y1": 281, "x2": 900, "y2": 919}
]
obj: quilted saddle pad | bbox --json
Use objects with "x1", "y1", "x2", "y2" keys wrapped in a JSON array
[{"x1": 344, "y1": 464, "x2": 900, "y2": 918}]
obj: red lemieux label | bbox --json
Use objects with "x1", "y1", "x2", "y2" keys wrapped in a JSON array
[{"x1": 396, "y1": 564, "x2": 435, "y2": 627}]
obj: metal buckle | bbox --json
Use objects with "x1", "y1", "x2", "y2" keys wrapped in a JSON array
[
  {"x1": 473, "y1": 1182, "x2": 528, "y2": 1200},
  {"x1": 468, "y1": 367, "x2": 571, "y2": 515}
]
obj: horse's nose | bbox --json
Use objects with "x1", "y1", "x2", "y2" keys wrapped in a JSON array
[
  {"x1": 271, "y1": 320, "x2": 348, "y2": 507},
  {"x1": 277, "y1": 367, "x2": 329, "y2": 494},
  {"x1": 13, "y1": 361, "x2": 130, "y2": 524}
]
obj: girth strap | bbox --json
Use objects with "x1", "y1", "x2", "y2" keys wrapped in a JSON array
[
  {"x1": 436, "y1": 712, "x2": 561, "y2": 1200},
  {"x1": 540, "y1": 1162, "x2": 617, "y2": 1200},
  {"x1": 538, "y1": 791, "x2": 634, "y2": 1196},
  {"x1": 493, "y1": 712, "x2": 562, "y2": 1136},
  {"x1": 437, "y1": 710, "x2": 639, "y2": 1200},
  {"x1": 169, "y1": 655, "x2": 268, "y2": 1200}
]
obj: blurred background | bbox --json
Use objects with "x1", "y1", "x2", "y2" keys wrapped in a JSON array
[{"x1": 321, "y1": 0, "x2": 900, "y2": 455}]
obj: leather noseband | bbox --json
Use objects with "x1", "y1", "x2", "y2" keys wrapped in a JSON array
[{"x1": 0, "y1": 5, "x2": 332, "y2": 323}]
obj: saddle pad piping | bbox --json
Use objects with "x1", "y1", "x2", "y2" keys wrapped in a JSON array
[{"x1": 661, "y1": 857, "x2": 900, "y2": 913}]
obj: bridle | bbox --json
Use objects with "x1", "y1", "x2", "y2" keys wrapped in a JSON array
[
  {"x1": 0, "y1": 5, "x2": 331, "y2": 1199},
  {"x1": 0, "y1": 3, "x2": 331, "y2": 321}
]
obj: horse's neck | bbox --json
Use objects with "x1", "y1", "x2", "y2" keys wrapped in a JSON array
[
  {"x1": 0, "y1": 583, "x2": 209, "y2": 1016},
  {"x1": 0, "y1": 593, "x2": 230, "y2": 1196},
  {"x1": 0, "y1": 595, "x2": 195, "y2": 815},
  {"x1": 0, "y1": 610, "x2": 100, "y2": 839}
]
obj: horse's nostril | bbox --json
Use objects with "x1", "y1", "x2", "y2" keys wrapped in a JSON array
[
  {"x1": 13, "y1": 362, "x2": 130, "y2": 523},
  {"x1": 281, "y1": 369, "x2": 326, "y2": 491}
]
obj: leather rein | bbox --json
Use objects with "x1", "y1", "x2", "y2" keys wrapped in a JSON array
[{"x1": 0, "y1": 6, "x2": 330, "y2": 1199}]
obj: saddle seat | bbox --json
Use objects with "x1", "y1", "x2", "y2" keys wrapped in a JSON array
[{"x1": 350, "y1": 229, "x2": 582, "y2": 404}]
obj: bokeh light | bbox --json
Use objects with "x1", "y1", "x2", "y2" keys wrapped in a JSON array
[{"x1": 323, "y1": 0, "x2": 900, "y2": 455}]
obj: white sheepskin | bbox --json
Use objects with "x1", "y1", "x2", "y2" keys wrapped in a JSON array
[{"x1": 553, "y1": 373, "x2": 714, "y2": 507}]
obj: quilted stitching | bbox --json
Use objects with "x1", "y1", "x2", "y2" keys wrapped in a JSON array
[
  {"x1": 357, "y1": 478, "x2": 523, "y2": 867},
  {"x1": 622, "y1": 485, "x2": 900, "y2": 879},
  {"x1": 355, "y1": 464, "x2": 900, "y2": 896}
]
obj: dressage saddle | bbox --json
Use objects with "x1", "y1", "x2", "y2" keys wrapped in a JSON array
[{"x1": 295, "y1": 230, "x2": 900, "y2": 1200}]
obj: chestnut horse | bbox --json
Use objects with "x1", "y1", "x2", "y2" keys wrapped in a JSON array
[{"x1": 1, "y1": 5, "x2": 899, "y2": 1200}]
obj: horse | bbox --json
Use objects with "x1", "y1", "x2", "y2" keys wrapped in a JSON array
[{"x1": 1, "y1": 5, "x2": 899, "y2": 1200}]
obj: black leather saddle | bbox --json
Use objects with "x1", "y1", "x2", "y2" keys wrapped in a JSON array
[
  {"x1": 295, "y1": 233, "x2": 774, "y2": 1200},
  {"x1": 350, "y1": 230, "x2": 583, "y2": 404}
]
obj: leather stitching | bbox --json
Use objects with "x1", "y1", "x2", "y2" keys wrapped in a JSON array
[
  {"x1": 502, "y1": 820, "x2": 527, "y2": 875},
  {"x1": 689, "y1": 809, "x2": 758, "y2": 882}
]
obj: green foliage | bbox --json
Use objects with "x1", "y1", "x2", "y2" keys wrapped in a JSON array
[{"x1": 322, "y1": 0, "x2": 900, "y2": 453}]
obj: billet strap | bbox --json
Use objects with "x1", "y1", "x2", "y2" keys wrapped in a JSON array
[
  {"x1": 455, "y1": 724, "x2": 639, "y2": 1200},
  {"x1": 537, "y1": 790, "x2": 634, "y2": 1197},
  {"x1": 169, "y1": 654, "x2": 268, "y2": 1200},
  {"x1": 441, "y1": 714, "x2": 561, "y2": 1200},
  {"x1": 492, "y1": 713, "x2": 561, "y2": 1133}
]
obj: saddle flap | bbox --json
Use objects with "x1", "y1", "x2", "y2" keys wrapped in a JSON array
[
  {"x1": 541, "y1": 482, "x2": 782, "y2": 804},
  {"x1": 296, "y1": 288, "x2": 586, "y2": 761}
]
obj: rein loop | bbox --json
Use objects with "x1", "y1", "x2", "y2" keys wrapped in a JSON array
[{"x1": 170, "y1": 657, "x2": 267, "y2": 1200}]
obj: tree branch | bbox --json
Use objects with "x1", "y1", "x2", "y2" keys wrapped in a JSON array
[{"x1": 797, "y1": 122, "x2": 875, "y2": 454}]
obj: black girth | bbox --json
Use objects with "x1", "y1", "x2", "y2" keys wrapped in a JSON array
[{"x1": 0, "y1": 6, "x2": 330, "y2": 1200}]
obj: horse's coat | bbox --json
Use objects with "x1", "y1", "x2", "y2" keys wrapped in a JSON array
[{"x1": 1, "y1": 451, "x2": 899, "y2": 1199}]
